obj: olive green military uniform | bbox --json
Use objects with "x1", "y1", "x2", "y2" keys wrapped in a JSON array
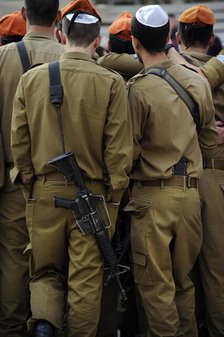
[
  {"x1": 200, "y1": 49, "x2": 224, "y2": 89},
  {"x1": 11, "y1": 51, "x2": 133, "y2": 337},
  {"x1": 181, "y1": 50, "x2": 224, "y2": 337},
  {"x1": 98, "y1": 51, "x2": 147, "y2": 337},
  {"x1": 98, "y1": 50, "x2": 224, "y2": 90},
  {"x1": 0, "y1": 32, "x2": 64, "y2": 337},
  {"x1": 97, "y1": 52, "x2": 143, "y2": 82},
  {"x1": 126, "y1": 58, "x2": 224, "y2": 337}
]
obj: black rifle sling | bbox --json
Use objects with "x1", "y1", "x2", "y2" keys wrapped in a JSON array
[
  {"x1": 16, "y1": 41, "x2": 31, "y2": 73},
  {"x1": 48, "y1": 61, "x2": 65, "y2": 152},
  {"x1": 146, "y1": 67, "x2": 201, "y2": 134},
  {"x1": 49, "y1": 61, "x2": 64, "y2": 105}
]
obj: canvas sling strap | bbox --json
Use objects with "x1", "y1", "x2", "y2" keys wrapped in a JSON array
[
  {"x1": 146, "y1": 67, "x2": 201, "y2": 134},
  {"x1": 16, "y1": 41, "x2": 31, "y2": 73},
  {"x1": 48, "y1": 60, "x2": 65, "y2": 153}
]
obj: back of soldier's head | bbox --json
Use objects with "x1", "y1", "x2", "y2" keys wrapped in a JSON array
[
  {"x1": 108, "y1": 11, "x2": 134, "y2": 54},
  {"x1": 25, "y1": 0, "x2": 59, "y2": 27},
  {"x1": 61, "y1": 0, "x2": 101, "y2": 47},
  {"x1": 178, "y1": 5, "x2": 215, "y2": 49},
  {"x1": 131, "y1": 5, "x2": 169, "y2": 53}
]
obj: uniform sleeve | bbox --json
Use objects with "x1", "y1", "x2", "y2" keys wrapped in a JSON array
[
  {"x1": 198, "y1": 78, "x2": 224, "y2": 159},
  {"x1": 11, "y1": 76, "x2": 34, "y2": 184},
  {"x1": 201, "y1": 55, "x2": 224, "y2": 89},
  {"x1": 104, "y1": 76, "x2": 133, "y2": 202},
  {"x1": 127, "y1": 82, "x2": 148, "y2": 166},
  {"x1": 98, "y1": 53, "x2": 143, "y2": 78}
]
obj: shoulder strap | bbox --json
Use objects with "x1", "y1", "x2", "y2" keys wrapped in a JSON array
[
  {"x1": 48, "y1": 61, "x2": 64, "y2": 105},
  {"x1": 16, "y1": 41, "x2": 31, "y2": 73},
  {"x1": 146, "y1": 67, "x2": 201, "y2": 134},
  {"x1": 48, "y1": 61, "x2": 65, "y2": 152}
]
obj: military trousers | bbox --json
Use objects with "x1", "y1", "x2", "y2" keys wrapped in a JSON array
[
  {"x1": 198, "y1": 169, "x2": 224, "y2": 337},
  {"x1": 25, "y1": 177, "x2": 119, "y2": 337},
  {"x1": 129, "y1": 183, "x2": 202, "y2": 337},
  {"x1": 0, "y1": 168, "x2": 30, "y2": 337}
]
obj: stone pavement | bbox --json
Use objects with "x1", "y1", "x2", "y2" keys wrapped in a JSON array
[{"x1": 0, "y1": 0, "x2": 223, "y2": 42}]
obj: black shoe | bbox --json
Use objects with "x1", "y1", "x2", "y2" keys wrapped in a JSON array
[{"x1": 34, "y1": 320, "x2": 54, "y2": 337}]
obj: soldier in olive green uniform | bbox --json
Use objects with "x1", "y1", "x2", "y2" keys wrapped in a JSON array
[
  {"x1": 0, "y1": 1, "x2": 64, "y2": 336},
  {"x1": 126, "y1": 5, "x2": 224, "y2": 337},
  {"x1": 177, "y1": 5, "x2": 224, "y2": 337},
  {"x1": 97, "y1": 11, "x2": 142, "y2": 82},
  {"x1": 11, "y1": 1, "x2": 133, "y2": 336}
]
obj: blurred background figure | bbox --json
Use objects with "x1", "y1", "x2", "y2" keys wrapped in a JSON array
[
  {"x1": 0, "y1": 11, "x2": 26, "y2": 45},
  {"x1": 169, "y1": 13, "x2": 179, "y2": 51}
]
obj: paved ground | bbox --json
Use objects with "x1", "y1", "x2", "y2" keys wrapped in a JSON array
[{"x1": 0, "y1": 0, "x2": 223, "y2": 43}]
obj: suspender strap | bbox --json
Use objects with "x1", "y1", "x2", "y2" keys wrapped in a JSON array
[
  {"x1": 48, "y1": 61, "x2": 64, "y2": 105},
  {"x1": 16, "y1": 41, "x2": 31, "y2": 73},
  {"x1": 146, "y1": 67, "x2": 201, "y2": 133},
  {"x1": 48, "y1": 61, "x2": 65, "y2": 152}
]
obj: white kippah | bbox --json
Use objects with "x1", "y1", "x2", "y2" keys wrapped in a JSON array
[
  {"x1": 66, "y1": 13, "x2": 99, "y2": 24},
  {"x1": 135, "y1": 5, "x2": 168, "y2": 28}
]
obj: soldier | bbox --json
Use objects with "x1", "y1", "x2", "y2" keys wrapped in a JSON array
[
  {"x1": 0, "y1": 1, "x2": 64, "y2": 336},
  {"x1": 126, "y1": 4, "x2": 224, "y2": 337},
  {"x1": 176, "y1": 5, "x2": 224, "y2": 337},
  {"x1": 11, "y1": 0, "x2": 133, "y2": 337},
  {"x1": 97, "y1": 11, "x2": 142, "y2": 82},
  {"x1": 0, "y1": 11, "x2": 26, "y2": 45},
  {"x1": 166, "y1": 40, "x2": 224, "y2": 88}
]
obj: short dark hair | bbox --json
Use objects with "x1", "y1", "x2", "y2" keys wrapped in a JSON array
[
  {"x1": 178, "y1": 22, "x2": 213, "y2": 49},
  {"x1": 108, "y1": 34, "x2": 134, "y2": 54},
  {"x1": 25, "y1": 0, "x2": 59, "y2": 27},
  {"x1": 131, "y1": 16, "x2": 169, "y2": 53},
  {"x1": 62, "y1": 16, "x2": 100, "y2": 47}
]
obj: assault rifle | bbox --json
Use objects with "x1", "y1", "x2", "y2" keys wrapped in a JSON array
[{"x1": 48, "y1": 151, "x2": 129, "y2": 300}]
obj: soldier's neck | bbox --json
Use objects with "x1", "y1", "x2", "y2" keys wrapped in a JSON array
[
  {"x1": 27, "y1": 25, "x2": 55, "y2": 38},
  {"x1": 143, "y1": 52, "x2": 168, "y2": 68}
]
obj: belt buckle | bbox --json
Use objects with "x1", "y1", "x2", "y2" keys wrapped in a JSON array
[{"x1": 187, "y1": 176, "x2": 192, "y2": 188}]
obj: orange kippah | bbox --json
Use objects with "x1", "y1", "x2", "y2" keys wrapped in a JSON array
[
  {"x1": 109, "y1": 11, "x2": 132, "y2": 41},
  {"x1": 178, "y1": 5, "x2": 216, "y2": 25},
  {"x1": 61, "y1": 0, "x2": 102, "y2": 22},
  {"x1": 0, "y1": 11, "x2": 26, "y2": 37}
]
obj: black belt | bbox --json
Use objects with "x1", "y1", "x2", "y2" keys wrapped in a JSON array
[
  {"x1": 134, "y1": 176, "x2": 198, "y2": 188},
  {"x1": 203, "y1": 158, "x2": 224, "y2": 170}
]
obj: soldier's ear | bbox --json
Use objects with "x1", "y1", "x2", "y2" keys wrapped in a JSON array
[
  {"x1": 132, "y1": 36, "x2": 140, "y2": 50},
  {"x1": 175, "y1": 31, "x2": 181, "y2": 45},
  {"x1": 21, "y1": 7, "x2": 27, "y2": 21},
  {"x1": 208, "y1": 33, "x2": 215, "y2": 47},
  {"x1": 59, "y1": 31, "x2": 66, "y2": 45}
]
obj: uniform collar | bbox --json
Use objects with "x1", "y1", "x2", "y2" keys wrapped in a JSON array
[
  {"x1": 23, "y1": 32, "x2": 55, "y2": 41},
  {"x1": 60, "y1": 51, "x2": 92, "y2": 61},
  {"x1": 181, "y1": 50, "x2": 211, "y2": 63},
  {"x1": 143, "y1": 58, "x2": 175, "y2": 74},
  {"x1": 127, "y1": 58, "x2": 178, "y2": 90}
]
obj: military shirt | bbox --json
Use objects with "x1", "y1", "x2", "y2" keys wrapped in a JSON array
[
  {"x1": 11, "y1": 51, "x2": 133, "y2": 201},
  {"x1": 201, "y1": 51, "x2": 224, "y2": 89},
  {"x1": 97, "y1": 52, "x2": 143, "y2": 82},
  {"x1": 181, "y1": 51, "x2": 224, "y2": 123},
  {"x1": 127, "y1": 58, "x2": 224, "y2": 181},
  {"x1": 0, "y1": 32, "x2": 64, "y2": 163}
]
